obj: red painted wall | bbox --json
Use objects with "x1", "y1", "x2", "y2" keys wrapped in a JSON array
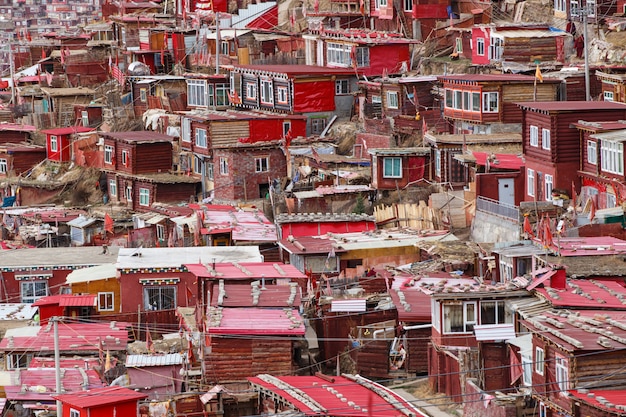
[
  {"x1": 280, "y1": 220, "x2": 376, "y2": 238},
  {"x1": 366, "y1": 44, "x2": 411, "y2": 77},
  {"x1": 475, "y1": 171, "x2": 524, "y2": 206},
  {"x1": 47, "y1": 133, "x2": 71, "y2": 162},
  {"x1": 119, "y1": 271, "x2": 196, "y2": 313},
  {"x1": 471, "y1": 26, "x2": 490, "y2": 65},
  {"x1": 60, "y1": 400, "x2": 140, "y2": 417}
]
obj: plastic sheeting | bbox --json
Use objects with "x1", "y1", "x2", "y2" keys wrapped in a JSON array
[{"x1": 293, "y1": 80, "x2": 335, "y2": 113}]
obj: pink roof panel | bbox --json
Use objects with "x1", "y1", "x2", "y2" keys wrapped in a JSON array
[
  {"x1": 210, "y1": 283, "x2": 301, "y2": 308},
  {"x1": 535, "y1": 279, "x2": 626, "y2": 309},
  {"x1": 59, "y1": 294, "x2": 96, "y2": 307},
  {"x1": 247, "y1": 375, "x2": 426, "y2": 417},
  {"x1": 208, "y1": 307, "x2": 305, "y2": 336},
  {"x1": 471, "y1": 152, "x2": 524, "y2": 170},
  {"x1": 53, "y1": 386, "x2": 148, "y2": 408},
  {"x1": 5, "y1": 368, "x2": 105, "y2": 401},
  {"x1": 569, "y1": 389, "x2": 626, "y2": 413},
  {"x1": 186, "y1": 262, "x2": 306, "y2": 280}
]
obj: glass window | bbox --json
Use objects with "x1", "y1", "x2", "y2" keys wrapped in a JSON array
[
  {"x1": 356, "y1": 47, "x2": 370, "y2": 67},
  {"x1": 521, "y1": 354, "x2": 533, "y2": 386},
  {"x1": 383, "y1": 157, "x2": 402, "y2": 178},
  {"x1": 121, "y1": 150, "x2": 128, "y2": 166},
  {"x1": 530, "y1": 126, "x2": 539, "y2": 147},
  {"x1": 70, "y1": 409, "x2": 80, "y2": 417},
  {"x1": 476, "y1": 38, "x2": 485, "y2": 56},
  {"x1": 109, "y1": 179, "x2": 117, "y2": 199},
  {"x1": 139, "y1": 188, "x2": 150, "y2": 206},
  {"x1": 404, "y1": 0, "x2": 412, "y2": 10},
  {"x1": 139, "y1": 88, "x2": 147, "y2": 102},
  {"x1": 542, "y1": 128, "x2": 551, "y2": 150},
  {"x1": 187, "y1": 79, "x2": 207, "y2": 107},
  {"x1": 215, "y1": 84, "x2": 228, "y2": 106},
  {"x1": 195, "y1": 128, "x2": 207, "y2": 148},
  {"x1": 545, "y1": 174, "x2": 553, "y2": 201},
  {"x1": 472, "y1": 92, "x2": 480, "y2": 111},
  {"x1": 386, "y1": 91, "x2": 399, "y2": 109},
  {"x1": 220, "y1": 157, "x2": 228, "y2": 175},
  {"x1": 601, "y1": 140, "x2": 624, "y2": 175},
  {"x1": 482, "y1": 92, "x2": 498, "y2": 112},
  {"x1": 480, "y1": 300, "x2": 508, "y2": 325},
  {"x1": 311, "y1": 118, "x2": 327, "y2": 134},
  {"x1": 104, "y1": 145, "x2": 113, "y2": 164},
  {"x1": 182, "y1": 117, "x2": 191, "y2": 142},
  {"x1": 443, "y1": 302, "x2": 476, "y2": 333},
  {"x1": 260, "y1": 79, "x2": 274, "y2": 104},
  {"x1": 156, "y1": 224, "x2": 165, "y2": 241},
  {"x1": 445, "y1": 90, "x2": 453, "y2": 108},
  {"x1": 144, "y1": 286, "x2": 176, "y2": 310},
  {"x1": 255, "y1": 157, "x2": 269, "y2": 173},
  {"x1": 98, "y1": 292, "x2": 114, "y2": 311},
  {"x1": 535, "y1": 347, "x2": 544, "y2": 375},
  {"x1": 194, "y1": 155, "x2": 203, "y2": 175},
  {"x1": 527, "y1": 168, "x2": 535, "y2": 197},
  {"x1": 435, "y1": 149, "x2": 441, "y2": 177},
  {"x1": 125, "y1": 185, "x2": 132, "y2": 201},
  {"x1": 50, "y1": 135, "x2": 58, "y2": 152},
  {"x1": 556, "y1": 355, "x2": 568, "y2": 391},
  {"x1": 246, "y1": 81, "x2": 257, "y2": 100},
  {"x1": 277, "y1": 86, "x2": 288, "y2": 104},
  {"x1": 207, "y1": 163, "x2": 214, "y2": 180},
  {"x1": 0, "y1": 159, "x2": 7, "y2": 174},
  {"x1": 336, "y1": 79, "x2": 350, "y2": 95},
  {"x1": 587, "y1": 140, "x2": 598, "y2": 165},
  {"x1": 327, "y1": 42, "x2": 351, "y2": 66},
  {"x1": 604, "y1": 91, "x2": 614, "y2": 101},
  {"x1": 21, "y1": 281, "x2": 48, "y2": 303}
]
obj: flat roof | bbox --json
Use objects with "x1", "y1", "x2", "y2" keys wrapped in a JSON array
[
  {"x1": 207, "y1": 307, "x2": 305, "y2": 335},
  {"x1": 0, "y1": 246, "x2": 120, "y2": 270},
  {"x1": 116, "y1": 247, "x2": 263, "y2": 269},
  {"x1": 517, "y1": 101, "x2": 626, "y2": 111}
]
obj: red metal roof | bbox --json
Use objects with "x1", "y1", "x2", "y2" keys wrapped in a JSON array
[
  {"x1": 522, "y1": 310, "x2": 626, "y2": 351},
  {"x1": 471, "y1": 152, "x2": 524, "y2": 170},
  {"x1": 29, "y1": 356, "x2": 101, "y2": 369},
  {"x1": 569, "y1": 389, "x2": 626, "y2": 413},
  {"x1": 41, "y1": 126, "x2": 94, "y2": 135},
  {"x1": 53, "y1": 386, "x2": 148, "y2": 408},
  {"x1": 100, "y1": 131, "x2": 174, "y2": 143},
  {"x1": 247, "y1": 375, "x2": 426, "y2": 417},
  {"x1": 233, "y1": 64, "x2": 356, "y2": 76},
  {"x1": 517, "y1": 101, "x2": 626, "y2": 112},
  {"x1": 571, "y1": 120, "x2": 626, "y2": 132},
  {"x1": 5, "y1": 368, "x2": 105, "y2": 401},
  {"x1": 0, "y1": 123, "x2": 36, "y2": 132},
  {"x1": 33, "y1": 295, "x2": 63, "y2": 306},
  {"x1": 278, "y1": 235, "x2": 345, "y2": 255},
  {"x1": 389, "y1": 274, "x2": 433, "y2": 322},
  {"x1": 535, "y1": 279, "x2": 626, "y2": 309},
  {"x1": 208, "y1": 307, "x2": 305, "y2": 335},
  {"x1": 439, "y1": 74, "x2": 539, "y2": 83},
  {"x1": 210, "y1": 283, "x2": 302, "y2": 307},
  {"x1": 0, "y1": 322, "x2": 131, "y2": 352},
  {"x1": 59, "y1": 294, "x2": 96, "y2": 307},
  {"x1": 186, "y1": 262, "x2": 307, "y2": 280},
  {"x1": 554, "y1": 236, "x2": 626, "y2": 256}
]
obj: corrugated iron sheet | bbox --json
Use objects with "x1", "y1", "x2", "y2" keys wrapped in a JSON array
[
  {"x1": 474, "y1": 323, "x2": 516, "y2": 341},
  {"x1": 330, "y1": 299, "x2": 366, "y2": 312},
  {"x1": 126, "y1": 353, "x2": 183, "y2": 367}
]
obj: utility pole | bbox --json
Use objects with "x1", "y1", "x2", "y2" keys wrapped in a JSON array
[
  {"x1": 53, "y1": 317, "x2": 63, "y2": 417},
  {"x1": 582, "y1": 7, "x2": 591, "y2": 101},
  {"x1": 215, "y1": 12, "x2": 220, "y2": 75}
]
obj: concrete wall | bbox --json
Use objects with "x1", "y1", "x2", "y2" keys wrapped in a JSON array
[{"x1": 470, "y1": 210, "x2": 520, "y2": 243}]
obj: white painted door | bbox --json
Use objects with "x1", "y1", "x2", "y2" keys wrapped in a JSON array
[{"x1": 498, "y1": 178, "x2": 515, "y2": 206}]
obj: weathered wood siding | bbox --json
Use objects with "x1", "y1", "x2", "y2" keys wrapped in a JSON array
[
  {"x1": 210, "y1": 121, "x2": 250, "y2": 147},
  {"x1": 204, "y1": 337, "x2": 294, "y2": 383},
  {"x1": 132, "y1": 142, "x2": 173, "y2": 174},
  {"x1": 501, "y1": 84, "x2": 556, "y2": 123}
]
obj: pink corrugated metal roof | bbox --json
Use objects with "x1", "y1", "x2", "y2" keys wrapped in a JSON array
[
  {"x1": 53, "y1": 386, "x2": 148, "y2": 408},
  {"x1": 554, "y1": 236, "x2": 626, "y2": 256},
  {"x1": 33, "y1": 295, "x2": 63, "y2": 306},
  {"x1": 191, "y1": 262, "x2": 307, "y2": 280},
  {"x1": 208, "y1": 307, "x2": 305, "y2": 335},
  {"x1": 389, "y1": 274, "x2": 432, "y2": 322},
  {"x1": 40, "y1": 126, "x2": 94, "y2": 135},
  {"x1": 535, "y1": 279, "x2": 626, "y2": 309},
  {"x1": 29, "y1": 357, "x2": 100, "y2": 369},
  {"x1": 522, "y1": 310, "x2": 626, "y2": 351},
  {"x1": 517, "y1": 101, "x2": 626, "y2": 112},
  {"x1": 569, "y1": 389, "x2": 626, "y2": 413},
  {"x1": 59, "y1": 294, "x2": 96, "y2": 307},
  {"x1": 247, "y1": 375, "x2": 425, "y2": 417},
  {"x1": 0, "y1": 322, "x2": 131, "y2": 352},
  {"x1": 5, "y1": 368, "x2": 105, "y2": 401},
  {"x1": 211, "y1": 283, "x2": 301, "y2": 308},
  {"x1": 0, "y1": 123, "x2": 36, "y2": 132},
  {"x1": 472, "y1": 152, "x2": 524, "y2": 170},
  {"x1": 279, "y1": 235, "x2": 345, "y2": 255}
]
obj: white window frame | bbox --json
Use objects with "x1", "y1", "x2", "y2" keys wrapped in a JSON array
[
  {"x1": 50, "y1": 135, "x2": 58, "y2": 152},
  {"x1": 70, "y1": 409, "x2": 80, "y2": 417},
  {"x1": 570, "y1": 0, "x2": 579, "y2": 16},
  {"x1": 246, "y1": 81, "x2": 257, "y2": 100},
  {"x1": 109, "y1": 179, "x2": 117, "y2": 199},
  {"x1": 604, "y1": 91, "x2": 615, "y2": 101},
  {"x1": 139, "y1": 188, "x2": 150, "y2": 206},
  {"x1": 104, "y1": 145, "x2": 114, "y2": 164},
  {"x1": 403, "y1": 0, "x2": 412, "y2": 10},
  {"x1": 181, "y1": 117, "x2": 191, "y2": 143},
  {"x1": 195, "y1": 128, "x2": 207, "y2": 148},
  {"x1": 607, "y1": 192, "x2": 617, "y2": 208},
  {"x1": 554, "y1": 0, "x2": 566, "y2": 12},
  {"x1": 442, "y1": 301, "x2": 477, "y2": 334},
  {"x1": 187, "y1": 79, "x2": 207, "y2": 107},
  {"x1": 335, "y1": 79, "x2": 349, "y2": 95},
  {"x1": 601, "y1": 139, "x2": 624, "y2": 175},
  {"x1": 545, "y1": 174, "x2": 553, "y2": 201},
  {"x1": 98, "y1": 292, "x2": 114, "y2": 311},
  {"x1": 482, "y1": 92, "x2": 498, "y2": 112},
  {"x1": 121, "y1": 150, "x2": 128, "y2": 166},
  {"x1": 555, "y1": 355, "x2": 568, "y2": 391},
  {"x1": 194, "y1": 155, "x2": 203, "y2": 175},
  {"x1": 535, "y1": 347, "x2": 544, "y2": 375},
  {"x1": 260, "y1": 78, "x2": 274, "y2": 105},
  {"x1": 0, "y1": 158, "x2": 7, "y2": 174},
  {"x1": 386, "y1": 91, "x2": 399, "y2": 109},
  {"x1": 541, "y1": 128, "x2": 551, "y2": 150},
  {"x1": 521, "y1": 354, "x2": 533, "y2": 386},
  {"x1": 527, "y1": 168, "x2": 535, "y2": 197},
  {"x1": 587, "y1": 0, "x2": 596, "y2": 17},
  {"x1": 435, "y1": 149, "x2": 441, "y2": 177},
  {"x1": 21, "y1": 280, "x2": 48, "y2": 303},
  {"x1": 277, "y1": 86, "x2": 288, "y2": 104},
  {"x1": 530, "y1": 125, "x2": 539, "y2": 147},
  {"x1": 144, "y1": 285, "x2": 177, "y2": 311},
  {"x1": 125, "y1": 185, "x2": 132, "y2": 201},
  {"x1": 156, "y1": 224, "x2": 165, "y2": 241},
  {"x1": 587, "y1": 140, "x2": 597, "y2": 165},
  {"x1": 327, "y1": 42, "x2": 352, "y2": 67},
  {"x1": 207, "y1": 162, "x2": 214, "y2": 180},
  {"x1": 476, "y1": 37, "x2": 485, "y2": 56},
  {"x1": 383, "y1": 157, "x2": 402, "y2": 178},
  {"x1": 220, "y1": 157, "x2": 228, "y2": 175},
  {"x1": 255, "y1": 157, "x2": 269, "y2": 173},
  {"x1": 356, "y1": 47, "x2": 370, "y2": 67},
  {"x1": 139, "y1": 88, "x2": 147, "y2": 102}
]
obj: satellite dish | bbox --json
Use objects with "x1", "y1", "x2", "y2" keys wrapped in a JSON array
[{"x1": 127, "y1": 61, "x2": 150, "y2": 76}]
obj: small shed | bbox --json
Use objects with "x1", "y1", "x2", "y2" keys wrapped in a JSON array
[
  {"x1": 41, "y1": 126, "x2": 94, "y2": 163},
  {"x1": 67, "y1": 215, "x2": 100, "y2": 246},
  {"x1": 125, "y1": 353, "x2": 184, "y2": 399},
  {"x1": 53, "y1": 386, "x2": 148, "y2": 417}
]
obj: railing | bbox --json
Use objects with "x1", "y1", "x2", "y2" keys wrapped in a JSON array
[{"x1": 476, "y1": 196, "x2": 519, "y2": 221}]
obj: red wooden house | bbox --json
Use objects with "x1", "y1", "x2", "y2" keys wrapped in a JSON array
[
  {"x1": 518, "y1": 101, "x2": 626, "y2": 203},
  {"x1": 274, "y1": 212, "x2": 376, "y2": 239},
  {"x1": 0, "y1": 142, "x2": 46, "y2": 177},
  {"x1": 41, "y1": 126, "x2": 94, "y2": 163},
  {"x1": 53, "y1": 385, "x2": 148, "y2": 417},
  {"x1": 368, "y1": 147, "x2": 430, "y2": 191},
  {"x1": 572, "y1": 120, "x2": 626, "y2": 210},
  {"x1": 596, "y1": 70, "x2": 626, "y2": 102},
  {"x1": 0, "y1": 123, "x2": 36, "y2": 143},
  {"x1": 100, "y1": 131, "x2": 200, "y2": 210},
  {"x1": 470, "y1": 25, "x2": 569, "y2": 66},
  {"x1": 230, "y1": 65, "x2": 357, "y2": 135},
  {"x1": 439, "y1": 74, "x2": 560, "y2": 133},
  {"x1": 303, "y1": 28, "x2": 416, "y2": 77}
]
